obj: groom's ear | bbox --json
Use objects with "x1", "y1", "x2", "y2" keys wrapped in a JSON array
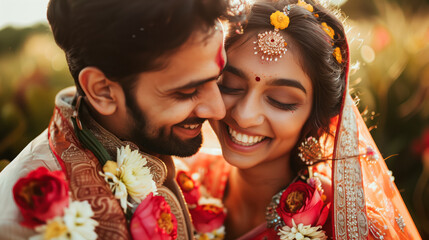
[{"x1": 78, "y1": 67, "x2": 124, "y2": 116}]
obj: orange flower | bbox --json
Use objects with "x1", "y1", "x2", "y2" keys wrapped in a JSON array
[
  {"x1": 321, "y1": 22, "x2": 335, "y2": 39},
  {"x1": 270, "y1": 11, "x2": 290, "y2": 30},
  {"x1": 297, "y1": 0, "x2": 314, "y2": 12},
  {"x1": 333, "y1": 47, "x2": 343, "y2": 63}
]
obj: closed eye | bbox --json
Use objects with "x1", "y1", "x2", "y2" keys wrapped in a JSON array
[
  {"x1": 218, "y1": 84, "x2": 243, "y2": 95},
  {"x1": 175, "y1": 88, "x2": 198, "y2": 100},
  {"x1": 267, "y1": 97, "x2": 298, "y2": 111}
]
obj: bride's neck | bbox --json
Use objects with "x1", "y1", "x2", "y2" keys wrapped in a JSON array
[{"x1": 224, "y1": 156, "x2": 293, "y2": 239}]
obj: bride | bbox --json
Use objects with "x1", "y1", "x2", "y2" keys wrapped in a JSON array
[{"x1": 177, "y1": 0, "x2": 422, "y2": 239}]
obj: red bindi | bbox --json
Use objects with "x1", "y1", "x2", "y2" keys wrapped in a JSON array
[
  {"x1": 255, "y1": 76, "x2": 261, "y2": 82},
  {"x1": 215, "y1": 44, "x2": 225, "y2": 71}
]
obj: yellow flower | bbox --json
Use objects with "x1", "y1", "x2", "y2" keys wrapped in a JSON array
[
  {"x1": 103, "y1": 160, "x2": 119, "y2": 176},
  {"x1": 321, "y1": 22, "x2": 335, "y2": 39},
  {"x1": 198, "y1": 235, "x2": 210, "y2": 240},
  {"x1": 297, "y1": 0, "x2": 314, "y2": 12},
  {"x1": 43, "y1": 219, "x2": 67, "y2": 240},
  {"x1": 333, "y1": 47, "x2": 343, "y2": 63},
  {"x1": 270, "y1": 11, "x2": 290, "y2": 30}
]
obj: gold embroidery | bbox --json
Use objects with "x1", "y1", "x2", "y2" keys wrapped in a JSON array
[{"x1": 333, "y1": 95, "x2": 369, "y2": 239}]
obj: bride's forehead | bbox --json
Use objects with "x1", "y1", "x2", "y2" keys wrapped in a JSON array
[{"x1": 227, "y1": 39, "x2": 306, "y2": 76}]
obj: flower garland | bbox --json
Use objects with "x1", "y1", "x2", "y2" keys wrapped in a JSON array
[
  {"x1": 99, "y1": 145, "x2": 178, "y2": 240},
  {"x1": 70, "y1": 105, "x2": 178, "y2": 239},
  {"x1": 177, "y1": 168, "x2": 330, "y2": 240},
  {"x1": 99, "y1": 145, "x2": 157, "y2": 213},
  {"x1": 12, "y1": 143, "x2": 179, "y2": 240},
  {"x1": 13, "y1": 167, "x2": 98, "y2": 240},
  {"x1": 176, "y1": 171, "x2": 226, "y2": 240}
]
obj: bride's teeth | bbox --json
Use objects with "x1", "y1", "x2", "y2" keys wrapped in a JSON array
[
  {"x1": 227, "y1": 126, "x2": 265, "y2": 146},
  {"x1": 183, "y1": 124, "x2": 199, "y2": 129}
]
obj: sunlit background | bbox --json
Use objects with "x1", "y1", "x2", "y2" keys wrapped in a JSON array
[{"x1": 1, "y1": 0, "x2": 429, "y2": 237}]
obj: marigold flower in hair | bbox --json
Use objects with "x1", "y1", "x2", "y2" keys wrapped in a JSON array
[
  {"x1": 333, "y1": 47, "x2": 343, "y2": 63},
  {"x1": 270, "y1": 11, "x2": 290, "y2": 30},
  {"x1": 297, "y1": 0, "x2": 314, "y2": 12},
  {"x1": 254, "y1": 9, "x2": 290, "y2": 62},
  {"x1": 321, "y1": 22, "x2": 335, "y2": 39}
]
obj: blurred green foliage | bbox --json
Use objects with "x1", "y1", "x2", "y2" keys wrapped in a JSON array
[
  {"x1": 0, "y1": 23, "x2": 73, "y2": 162},
  {"x1": 0, "y1": 0, "x2": 428, "y2": 237},
  {"x1": 344, "y1": 0, "x2": 429, "y2": 237}
]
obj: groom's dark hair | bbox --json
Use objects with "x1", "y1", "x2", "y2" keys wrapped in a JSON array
[{"x1": 47, "y1": 0, "x2": 228, "y2": 95}]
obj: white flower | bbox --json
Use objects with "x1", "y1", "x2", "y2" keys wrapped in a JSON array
[
  {"x1": 63, "y1": 201, "x2": 98, "y2": 240},
  {"x1": 100, "y1": 145, "x2": 157, "y2": 212},
  {"x1": 30, "y1": 200, "x2": 98, "y2": 240},
  {"x1": 117, "y1": 146, "x2": 156, "y2": 202},
  {"x1": 100, "y1": 171, "x2": 130, "y2": 212},
  {"x1": 278, "y1": 219, "x2": 327, "y2": 240}
]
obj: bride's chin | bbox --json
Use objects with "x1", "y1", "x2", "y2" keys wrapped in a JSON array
[{"x1": 221, "y1": 150, "x2": 258, "y2": 170}]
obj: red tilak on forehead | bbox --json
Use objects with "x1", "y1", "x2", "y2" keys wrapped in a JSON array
[{"x1": 215, "y1": 44, "x2": 225, "y2": 71}]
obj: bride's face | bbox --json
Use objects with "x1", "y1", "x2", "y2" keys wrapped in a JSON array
[{"x1": 210, "y1": 35, "x2": 313, "y2": 169}]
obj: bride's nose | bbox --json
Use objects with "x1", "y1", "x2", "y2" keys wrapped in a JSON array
[{"x1": 230, "y1": 93, "x2": 264, "y2": 129}]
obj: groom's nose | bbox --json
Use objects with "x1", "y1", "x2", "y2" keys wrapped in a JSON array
[{"x1": 194, "y1": 80, "x2": 226, "y2": 120}]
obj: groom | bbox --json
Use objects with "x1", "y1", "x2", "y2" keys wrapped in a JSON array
[{"x1": 0, "y1": 0, "x2": 227, "y2": 239}]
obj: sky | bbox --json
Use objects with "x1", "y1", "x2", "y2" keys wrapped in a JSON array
[{"x1": 0, "y1": 0, "x2": 50, "y2": 29}]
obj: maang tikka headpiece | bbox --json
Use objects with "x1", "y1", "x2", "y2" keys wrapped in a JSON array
[
  {"x1": 254, "y1": 0, "x2": 315, "y2": 62},
  {"x1": 253, "y1": 6, "x2": 290, "y2": 62}
]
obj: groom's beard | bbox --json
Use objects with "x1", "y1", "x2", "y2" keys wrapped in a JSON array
[{"x1": 125, "y1": 94, "x2": 203, "y2": 157}]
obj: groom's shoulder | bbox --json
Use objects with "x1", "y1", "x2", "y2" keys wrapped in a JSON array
[{"x1": 0, "y1": 129, "x2": 62, "y2": 239}]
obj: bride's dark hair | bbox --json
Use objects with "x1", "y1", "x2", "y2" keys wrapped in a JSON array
[{"x1": 225, "y1": 0, "x2": 348, "y2": 171}]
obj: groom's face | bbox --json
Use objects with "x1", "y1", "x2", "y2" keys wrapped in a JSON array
[{"x1": 123, "y1": 28, "x2": 226, "y2": 157}]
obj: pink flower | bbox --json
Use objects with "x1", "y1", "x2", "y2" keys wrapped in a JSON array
[
  {"x1": 189, "y1": 204, "x2": 226, "y2": 233},
  {"x1": 176, "y1": 171, "x2": 200, "y2": 205},
  {"x1": 276, "y1": 181, "x2": 330, "y2": 227},
  {"x1": 12, "y1": 167, "x2": 69, "y2": 228},
  {"x1": 130, "y1": 193, "x2": 178, "y2": 240}
]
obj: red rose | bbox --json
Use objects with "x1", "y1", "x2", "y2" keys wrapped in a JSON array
[
  {"x1": 176, "y1": 171, "x2": 200, "y2": 205},
  {"x1": 276, "y1": 181, "x2": 330, "y2": 227},
  {"x1": 189, "y1": 203, "x2": 226, "y2": 233},
  {"x1": 130, "y1": 193, "x2": 178, "y2": 240},
  {"x1": 12, "y1": 167, "x2": 69, "y2": 228}
]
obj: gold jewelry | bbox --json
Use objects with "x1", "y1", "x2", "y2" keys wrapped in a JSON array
[
  {"x1": 298, "y1": 136, "x2": 322, "y2": 166},
  {"x1": 253, "y1": 9, "x2": 290, "y2": 62}
]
